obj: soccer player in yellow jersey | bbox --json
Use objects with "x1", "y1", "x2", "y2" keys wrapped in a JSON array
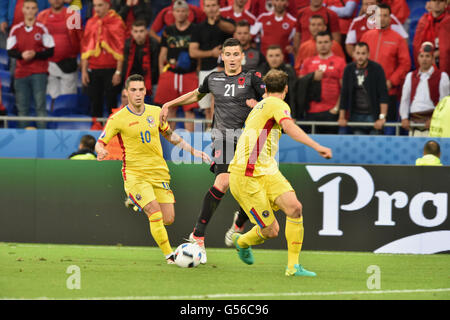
[
  {"x1": 95, "y1": 74, "x2": 211, "y2": 264},
  {"x1": 228, "y1": 69, "x2": 333, "y2": 276}
]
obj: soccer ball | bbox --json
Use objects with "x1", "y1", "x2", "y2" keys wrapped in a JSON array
[{"x1": 174, "y1": 243, "x2": 202, "y2": 268}]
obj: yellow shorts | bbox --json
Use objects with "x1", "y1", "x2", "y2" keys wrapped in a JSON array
[
  {"x1": 229, "y1": 171, "x2": 294, "y2": 228},
  {"x1": 125, "y1": 176, "x2": 175, "y2": 211}
]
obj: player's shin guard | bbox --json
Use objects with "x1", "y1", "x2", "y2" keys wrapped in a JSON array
[
  {"x1": 193, "y1": 186, "x2": 224, "y2": 237},
  {"x1": 237, "y1": 225, "x2": 267, "y2": 248},
  {"x1": 285, "y1": 216, "x2": 304, "y2": 270},
  {"x1": 148, "y1": 211, "x2": 172, "y2": 256}
]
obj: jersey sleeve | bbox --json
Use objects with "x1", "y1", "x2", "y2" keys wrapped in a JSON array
[
  {"x1": 98, "y1": 116, "x2": 120, "y2": 145},
  {"x1": 198, "y1": 73, "x2": 211, "y2": 94},
  {"x1": 272, "y1": 101, "x2": 293, "y2": 125},
  {"x1": 251, "y1": 70, "x2": 266, "y2": 99}
]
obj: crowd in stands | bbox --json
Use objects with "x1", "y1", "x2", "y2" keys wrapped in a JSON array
[{"x1": 0, "y1": 0, "x2": 449, "y2": 136}]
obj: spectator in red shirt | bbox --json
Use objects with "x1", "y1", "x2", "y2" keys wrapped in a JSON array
[
  {"x1": 6, "y1": 0, "x2": 55, "y2": 129},
  {"x1": 299, "y1": 31, "x2": 346, "y2": 133},
  {"x1": 149, "y1": 0, "x2": 206, "y2": 43},
  {"x1": 439, "y1": 13, "x2": 450, "y2": 75},
  {"x1": 293, "y1": 0, "x2": 341, "y2": 54},
  {"x1": 324, "y1": 0, "x2": 358, "y2": 36},
  {"x1": 251, "y1": 0, "x2": 296, "y2": 61},
  {"x1": 81, "y1": 0, "x2": 126, "y2": 119},
  {"x1": 294, "y1": 14, "x2": 345, "y2": 75},
  {"x1": 220, "y1": 0, "x2": 257, "y2": 26},
  {"x1": 345, "y1": 0, "x2": 408, "y2": 57},
  {"x1": 361, "y1": 3, "x2": 411, "y2": 123},
  {"x1": 37, "y1": 0, "x2": 82, "y2": 99},
  {"x1": 413, "y1": 0, "x2": 448, "y2": 70}
]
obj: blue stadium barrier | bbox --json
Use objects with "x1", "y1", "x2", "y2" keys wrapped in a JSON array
[
  {"x1": 47, "y1": 115, "x2": 93, "y2": 130},
  {"x1": 0, "y1": 129, "x2": 448, "y2": 165}
]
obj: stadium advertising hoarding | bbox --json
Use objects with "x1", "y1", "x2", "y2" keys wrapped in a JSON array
[
  {"x1": 0, "y1": 160, "x2": 448, "y2": 254},
  {"x1": 299, "y1": 165, "x2": 449, "y2": 254}
]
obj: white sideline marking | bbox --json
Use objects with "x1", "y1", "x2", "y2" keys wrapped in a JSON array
[
  {"x1": 0, "y1": 243, "x2": 438, "y2": 257},
  {"x1": 3, "y1": 288, "x2": 450, "y2": 300}
]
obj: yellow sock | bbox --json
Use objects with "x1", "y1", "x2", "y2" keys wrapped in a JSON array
[
  {"x1": 148, "y1": 211, "x2": 172, "y2": 256},
  {"x1": 285, "y1": 216, "x2": 304, "y2": 270},
  {"x1": 237, "y1": 225, "x2": 267, "y2": 248}
]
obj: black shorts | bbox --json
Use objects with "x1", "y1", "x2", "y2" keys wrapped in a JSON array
[{"x1": 209, "y1": 139, "x2": 237, "y2": 176}]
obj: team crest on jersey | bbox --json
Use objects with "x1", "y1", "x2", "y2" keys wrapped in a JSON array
[
  {"x1": 238, "y1": 77, "x2": 246, "y2": 89},
  {"x1": 34, "y1": 33, "x2": 42, "y2": 41},
  {"x1": 282, "y1": 22, "x2": 290, "y2": 30},
  {"x1": 147, "y1": 116, "x2": 155, "y2": 128},
  {"x1": 262, "y1": 210, "x2": 270, "y2": 218},
  {"x1": 136, "y1": 194, "x2": 142, "y2": 201}
]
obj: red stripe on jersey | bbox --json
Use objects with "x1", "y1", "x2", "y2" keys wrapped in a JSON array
[
  {"x1": 97, "y1": 139, "x2": 107, "y2": 146},
  {"x1": 245, "y1": 118, "x2": 275, "y2": 177},
  {"x1": 117, "y1": 133, "x2": 127, "y2": 181}
]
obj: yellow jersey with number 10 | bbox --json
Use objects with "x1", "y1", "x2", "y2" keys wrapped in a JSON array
[
  {"x1": 229, "y1": 96, "x2": 293, "y2": 177},
  {"x1": 98, "y1": 104, "x2": 171, "y2": 182}
]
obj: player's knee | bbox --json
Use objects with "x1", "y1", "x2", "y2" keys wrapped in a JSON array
[
  {"x1": 286, "y1": 202, "x2": 302, "y2": 219},
  {"x1": 163, "y1": 216, "x2": 174, "y2": 226}
]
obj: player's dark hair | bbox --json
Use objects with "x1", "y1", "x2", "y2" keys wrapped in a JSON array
[
  {"x1": 315, "y1": 30, "x2": 332, "y2": 41},
  {"x1": 132, "y1": 19, "x2": 147, "y2": 28},
  {"x1": 125, "y1": 74, "x2": 145, "y2": 89},
  {"x1": 377, "y1": 3, "x2": 391, "y2": 14},
  {"x1": 80, "y1": 135, "x2": 96, "y2": 151},
  {"x1": 423, "y1": 140, "x2": 441, "y2": 157},
  {"x1": 23, "y1": 0, "x2": 38, "y2": 4},
  {"x1": 310, "y1": 14, "x2": 326, "y2": 23},
  {"x1": 263, "y1": 69, "x2": 289, "y2": 94},
  {"x1": 236, "y1": 20, "x2": 251, "y2": 29},
  {"x1": 267, "y1": 44, "x2": 282, "y2": 52},
  {"x1": 355, "y1": 42, "x2": 370, "y2": 52},
  {"x1": 222, "y1": 38, "x2": 243, "y2": 52}
]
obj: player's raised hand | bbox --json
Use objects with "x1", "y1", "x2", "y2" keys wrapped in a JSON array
[
  {"x1": 160, "y1": 104, "x2": 170, "y2": 123},
  {"x1": 316, "y1": 145, "x2": 332, "y2": 159},
  {"x1": 192, "y1": 149, "x2": 211, "y2": 164}
]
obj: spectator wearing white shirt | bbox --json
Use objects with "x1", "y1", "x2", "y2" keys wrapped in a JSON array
[{"x1": 400, "y1": 42, "x2": 450, "y2": 137}]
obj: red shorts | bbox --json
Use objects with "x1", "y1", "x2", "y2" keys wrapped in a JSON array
[{"x1": 154, "y1": 71, "x2": 199, "y2": 111}]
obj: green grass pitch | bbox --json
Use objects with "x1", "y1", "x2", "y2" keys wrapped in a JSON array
[{"x1": 1, "y1": 242, "x2": 449, "y2": 300}]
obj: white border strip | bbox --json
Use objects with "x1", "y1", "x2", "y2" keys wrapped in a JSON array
[{"x1": 3, "y1": 288, "x2": 450, "y2": 300}]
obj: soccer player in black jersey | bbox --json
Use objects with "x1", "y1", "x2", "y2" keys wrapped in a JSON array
[{"x1": 160, "y1": 38, "x2": 264, "y2": 263}]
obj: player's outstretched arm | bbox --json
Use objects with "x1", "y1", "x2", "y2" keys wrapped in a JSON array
[
  {"x1": 160, "y1": 89, "x2": 206, "y2": 123},
  {"x1": 95, "y1": 141, "x2": 109, "y2": 161},
  {"x1": 161, "y1": 127, "x2": 211, "y2": 163},
  {"x1": 281, "y1": 119, "x2": 332, "y2": 159}
]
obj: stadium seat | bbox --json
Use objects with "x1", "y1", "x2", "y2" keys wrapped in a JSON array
[
  {"x1": 1, "y1": 92, "x2": 16, "y2": 115},
  {"x1": 49, "y1": 94, "x2": 80, "y2": 116},
  {"x1": 0, "y1": 49, "x2": 8, "y2": 70},
  {"x1": 48, "y1": 114, "x2": 93, "y2": 130},
  {"x1": 0, "y1": 70, "x2": 11, "y2": 92}
]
